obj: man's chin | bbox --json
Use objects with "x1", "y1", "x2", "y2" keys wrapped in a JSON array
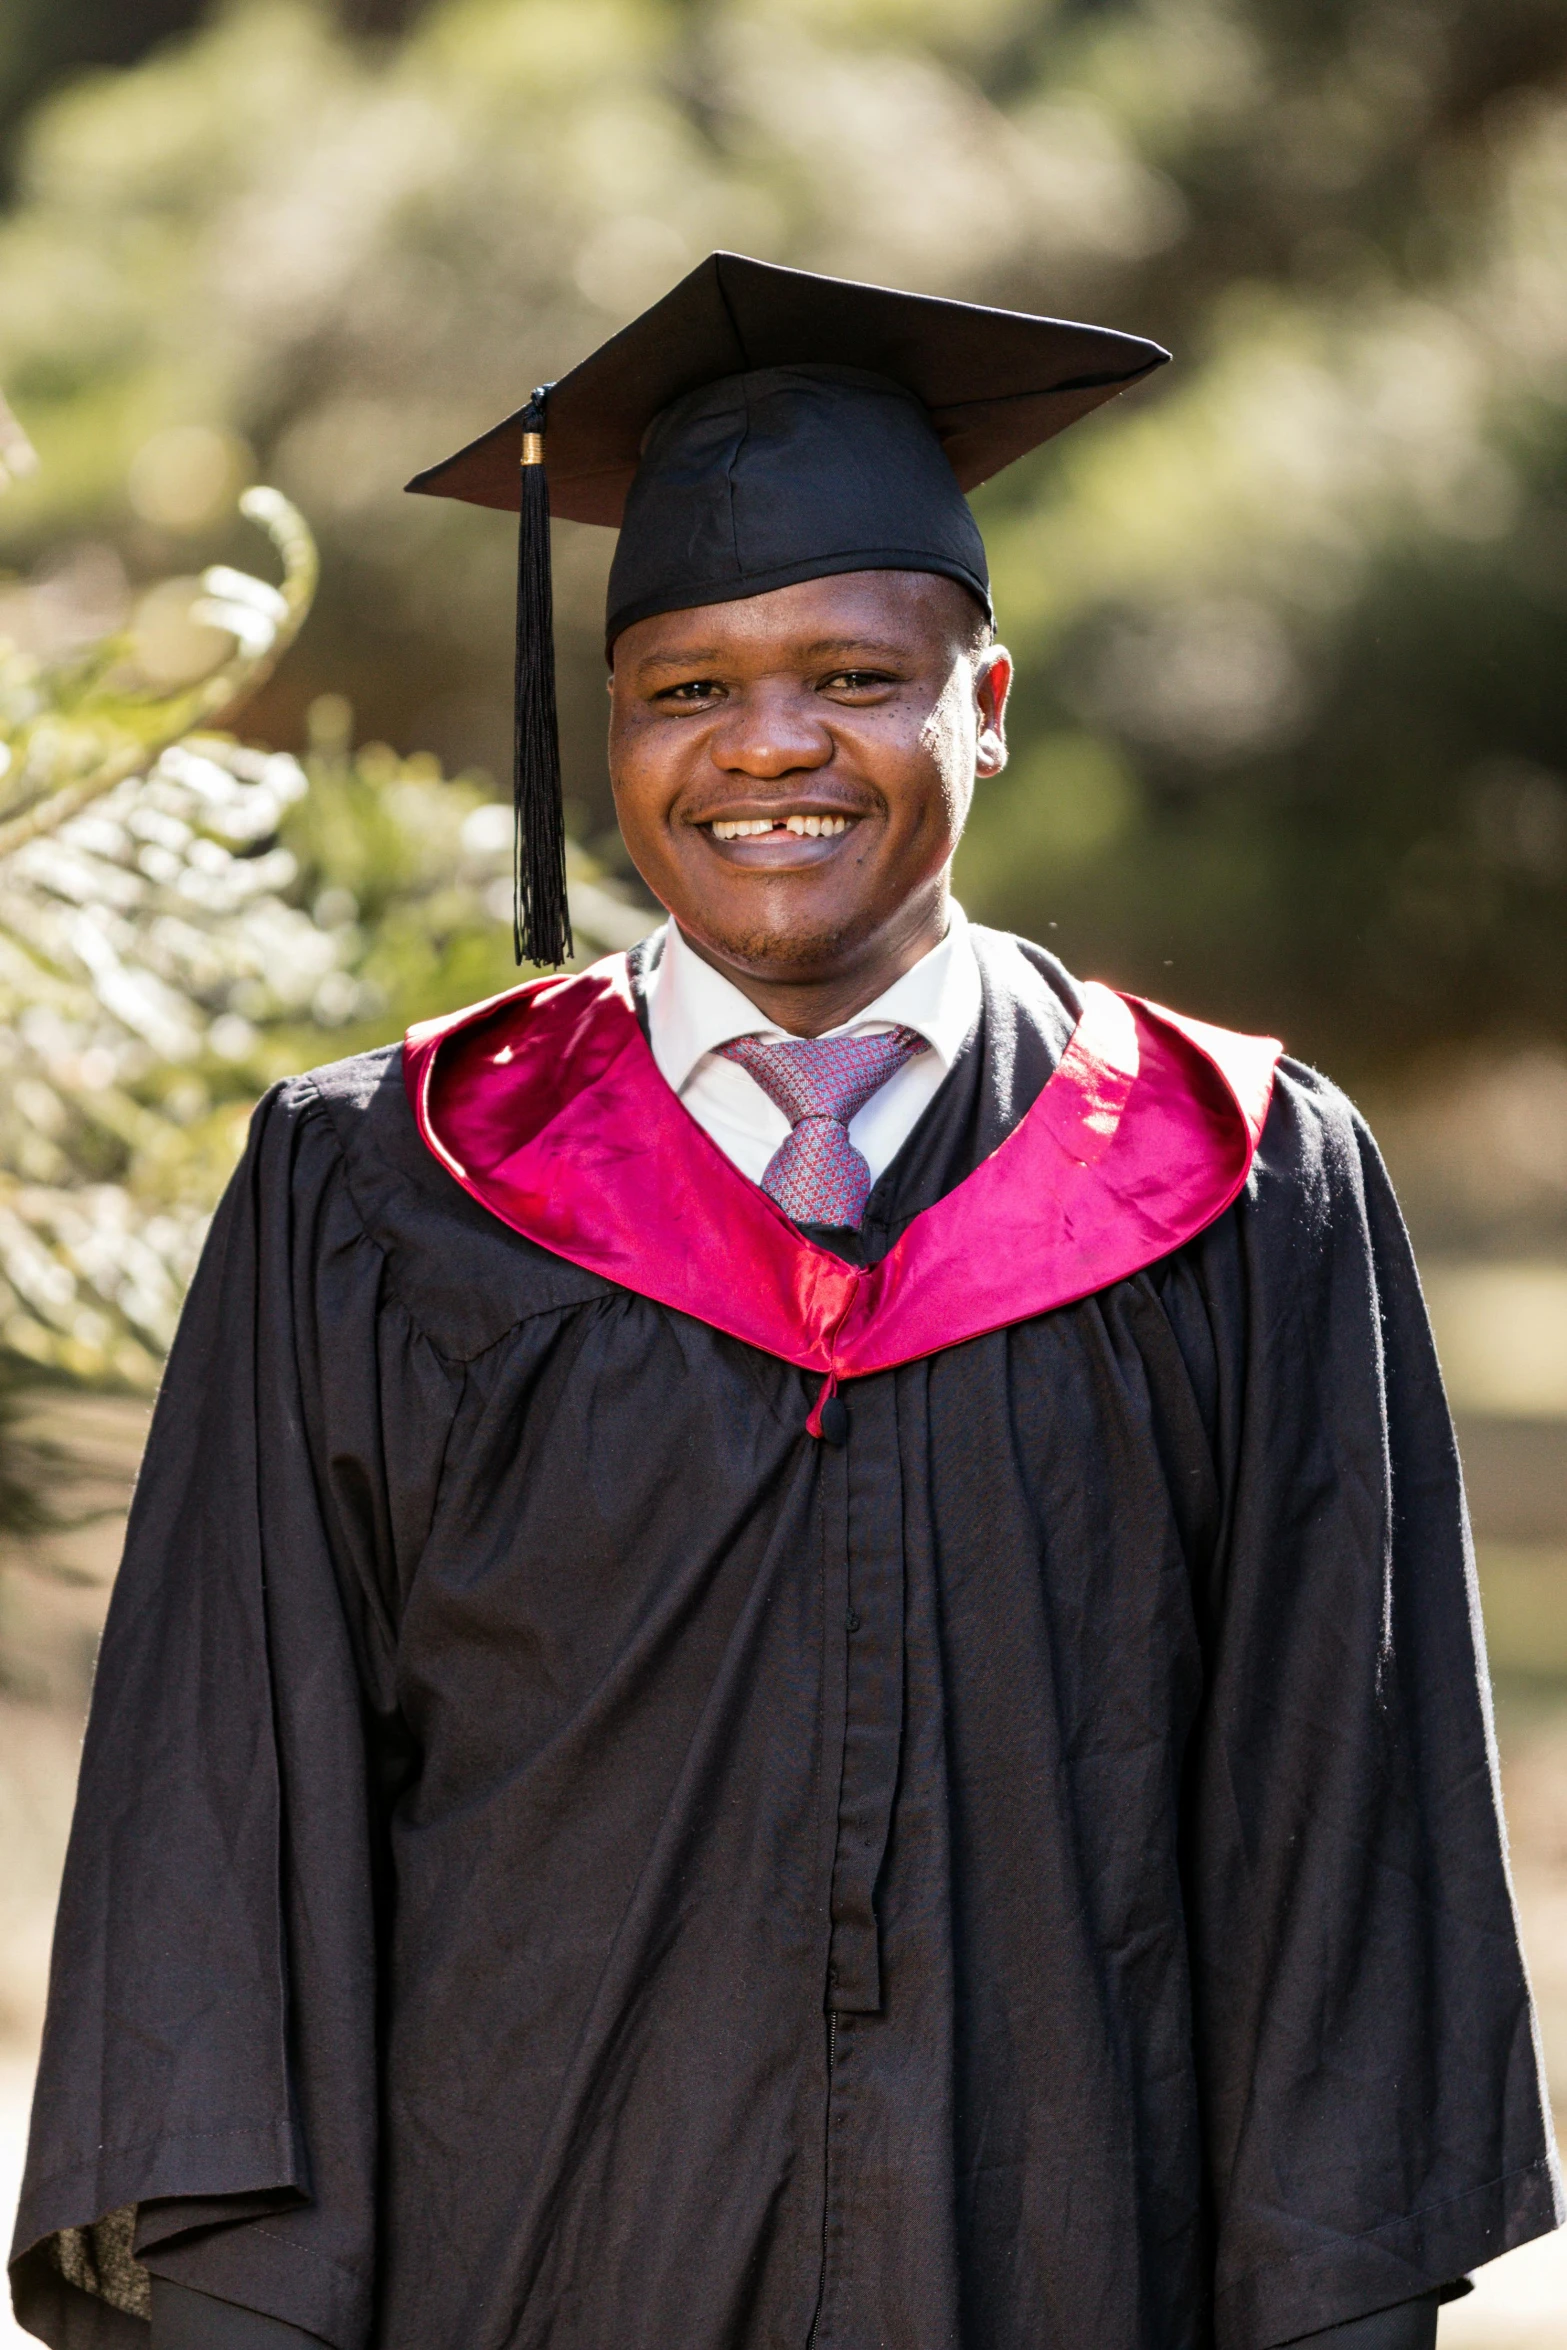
[{"x1": 673, "y1": 913, "x2": 868, "y2": 988}]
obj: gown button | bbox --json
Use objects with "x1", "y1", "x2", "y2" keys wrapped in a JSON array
[{"x1": 819, "y1": 1396, "x2": 849, "y2": 1445}]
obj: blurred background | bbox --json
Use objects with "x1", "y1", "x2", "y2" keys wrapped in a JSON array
[{"x1": 0, "y1": 0, "x2": 1565, "y2": 2340}]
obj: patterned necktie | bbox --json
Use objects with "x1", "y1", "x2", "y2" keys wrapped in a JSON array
[{"x1": 717, "y1": 1026, "x2": 929, "y2": 1229}]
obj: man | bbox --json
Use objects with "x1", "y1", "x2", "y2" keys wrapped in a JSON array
[{"x1": 11, "y1": 256, "x2": 1560, "y2": 2350}]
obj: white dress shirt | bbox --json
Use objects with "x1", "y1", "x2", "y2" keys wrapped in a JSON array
[{"x1": 642, "y1": 904, "x2": 983, "y2": 1190}]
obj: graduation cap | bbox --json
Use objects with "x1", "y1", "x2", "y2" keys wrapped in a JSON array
[{"x1": 406, "y1": 252, "x2": 1169, "y2": 967}]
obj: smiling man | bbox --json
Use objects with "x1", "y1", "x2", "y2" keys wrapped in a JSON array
[
  {"x1": 613, "y1": 568, "x2": 999, "y2": 1016},
  {"x1": 612, "y1": 567, "x2": 1007, "y2": 1258},
  {"x1": 12, "y1": 257, "x2": 1560, "y2": 2350}
]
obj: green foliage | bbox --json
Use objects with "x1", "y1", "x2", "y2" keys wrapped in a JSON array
[
  {"x1": 0, "y1": 2, "x2": 206, "y2": 174},
  {"x1": 0, "y1": 1354, "x2": 66, "y2": 1542},
  {"x1": 0, "y1": 489, "x2": 647, "y2": 1389},
  {"x1": 0, "y1": 676, "x2": 643, "y2": 1388},
  {"x1": 0, "y1": 0, "x2": 1564, "y2": 1080}
]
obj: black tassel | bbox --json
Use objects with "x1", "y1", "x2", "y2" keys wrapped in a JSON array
[{"x1": 513, "y1": 384, "x2": 573, "y2": 967}]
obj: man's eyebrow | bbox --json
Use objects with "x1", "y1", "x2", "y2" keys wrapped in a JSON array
[
  {"x1": 634, "y1": 648, "x2": 726, "y2": 675},
  {"x1": 798, "y1": 637, "x2": 910, "y2": 661}
]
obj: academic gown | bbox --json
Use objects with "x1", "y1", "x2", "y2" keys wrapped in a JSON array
[{"x1": 10, "y1": 928, "x2": 1560, "y2": 2350}]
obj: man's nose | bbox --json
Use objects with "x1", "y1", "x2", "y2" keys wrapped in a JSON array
[{"x1": 710, "y1": 685, "x2": 833, "y2": 778}]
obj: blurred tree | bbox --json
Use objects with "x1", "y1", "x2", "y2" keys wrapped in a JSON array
[
  {"x1": 0, "y1": 1, "x2": 436, "y2": 189},
  {"x1": 337, "y1": 0, "x2": 435, "y2": 28},
  {"x1": 0, "y1": 0, "x2": 207, "y2": 185},
  {"x1": 0, "y1": 0, "x2": 1563, "y2": 1082}
]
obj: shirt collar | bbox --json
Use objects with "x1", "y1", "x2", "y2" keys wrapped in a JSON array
[{"x1": 645, "y1": 902, "x2": 982, "y2": 1098}]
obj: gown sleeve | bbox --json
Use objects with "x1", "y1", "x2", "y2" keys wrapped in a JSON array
[
  {"x1": 8, "y1": 1076, "x2": 454, "y2": 2350},
  {"x1": 1177, "y1": 1065, "x2": 1563, "y2": 2350}
]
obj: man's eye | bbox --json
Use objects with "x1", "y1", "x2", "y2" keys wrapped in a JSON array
[
  {"x1": 656, "y1": 679, "x2": 723, "y2": 704},
  {"x1": 826, "y1": 670, "x2": 896, "y2": 692}
]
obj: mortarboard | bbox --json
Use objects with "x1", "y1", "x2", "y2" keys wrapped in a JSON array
[{"x1": 407, "y1": 252, "x2": 1169, "y2": 967}]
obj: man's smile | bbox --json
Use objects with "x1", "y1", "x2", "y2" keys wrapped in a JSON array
[
  {"x1": 709, "y1": 813, "x2": 852, "y2": 840},
  {"x1": 695, "y1": 804, "x2": 865, "y2": 864}
]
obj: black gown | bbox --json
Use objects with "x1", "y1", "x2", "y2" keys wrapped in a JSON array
[{"x1": 10, "y1": 930, "x2": 1559, "y2": 2350}]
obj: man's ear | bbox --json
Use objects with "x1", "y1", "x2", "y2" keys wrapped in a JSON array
[{"x1": 975, "y1": 644, "x2": 1012, "y2": 777}]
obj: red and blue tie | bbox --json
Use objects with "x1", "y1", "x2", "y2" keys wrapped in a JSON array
[{"x1": 717, "y1": 1026, "x2": 928, "y2": 1229}]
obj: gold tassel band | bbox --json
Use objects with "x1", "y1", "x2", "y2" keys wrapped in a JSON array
[{"x1": 520, "y1": 432, "x2": 545, "y2": 467}]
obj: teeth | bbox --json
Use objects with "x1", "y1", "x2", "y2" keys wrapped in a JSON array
[{"x1": 710, "y1": 815, "x2": 850, "y2": 840}]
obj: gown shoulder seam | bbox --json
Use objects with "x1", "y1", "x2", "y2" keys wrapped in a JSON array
[{"x1": 280, "y1": 1070, "x2": 624, "y2": 1371}]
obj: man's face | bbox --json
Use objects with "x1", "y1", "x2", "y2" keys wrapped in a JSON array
[{"x1": 607, "y1": 569, "x2": 1011, "y2": 997}]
